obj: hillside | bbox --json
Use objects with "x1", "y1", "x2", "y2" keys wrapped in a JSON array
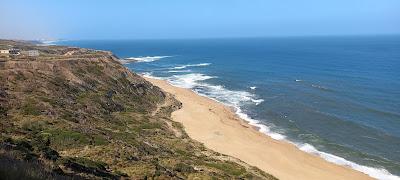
[{"x1": 0, "y1": 40, "x2": 276, "y2": 179}]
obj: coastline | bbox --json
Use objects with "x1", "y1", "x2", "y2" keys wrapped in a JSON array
[{"x1": 144, "y1": 76, "x2": 373, "y2": 180}]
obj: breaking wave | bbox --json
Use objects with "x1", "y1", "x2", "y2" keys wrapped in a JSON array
[
  {"x1": 141, "y1": 72, "x2": 163, "y2": 80},
  {"x1": 171, "y1": 63, "x2": 211, "y2": 69},
  {"x1": 141, "y1": 71, "x2": 399, "y2": 180},
  {"x1": 166, "y1": 73, "x2": 264, "y2": 107},
  {"x1": 124, "y1": 56, "x2": 172, "y2": 63}
]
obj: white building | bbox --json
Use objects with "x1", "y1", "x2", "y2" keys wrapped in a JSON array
[
  {"x1": 28, "y1": 50, "x2": 39, "y2": 56},
  {"x1": 0, "y1": 50, "x2": 9, "y2": 54}
]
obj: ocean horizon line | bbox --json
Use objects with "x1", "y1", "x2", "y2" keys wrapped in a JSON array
[{"x1": 30, "y1": 33, "x2": 400, "y2": 43}]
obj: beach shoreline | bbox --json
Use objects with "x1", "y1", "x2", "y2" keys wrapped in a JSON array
[{"x1": 144, "y1": 76, "x2": 373, "y2": 180}]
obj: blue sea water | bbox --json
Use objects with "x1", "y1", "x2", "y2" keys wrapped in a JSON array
[{"x1": 57, "y1": 36, "x2": 400, "y2": 179}]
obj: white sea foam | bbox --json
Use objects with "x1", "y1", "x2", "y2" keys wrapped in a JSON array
[
  {"x1": 251, "y1": 98, "x2": 264, "y2": 105},
  {"x1": 250, "y1": 86, "x2": 257, "y2": 90},
  {"x1": 124, "y1": 56, "x2": 171, "y2": 63},
  {"x1": 235, "y1": 107, "x2": 286, "y2": 140},
  {"x1": 141, "y1": 72, "x2": 163, "y2": 80},
  {"x1": 141, "y1": 72, "x2": 153, "y2": 78},
  {"x1": 298, "y1": 144, "x2": 400, "y2": 180},
  {"x1": 147, "y1": 72, "x2": 399, "y2": 180},
  {"x1": 119, "y1": 59, "x2": 130, "y2": 64},
  {"x1": 167, "y1": 73, "x2": 215, "y2": 89},
  {"x1": 171, "y1": 63, "x2": 211, "y2": 69},
  {"x1": 166, "y1": 73, "x2": 264, "y2": 107}
]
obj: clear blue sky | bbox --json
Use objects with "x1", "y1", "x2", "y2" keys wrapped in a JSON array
[{"x1": 1, "y1": 0, "x2": 399, "y2": 40}]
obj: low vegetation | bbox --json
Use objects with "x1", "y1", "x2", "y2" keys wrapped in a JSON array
[{"x1": 0, "y1": 40, "x2": 277, "y2": 179}]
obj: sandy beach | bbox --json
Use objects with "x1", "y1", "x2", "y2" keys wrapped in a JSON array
[{"x1": 145, "y1": 77, "x2": 373, "y2": 180}]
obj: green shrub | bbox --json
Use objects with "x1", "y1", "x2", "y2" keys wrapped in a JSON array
[{"x1": 44, "y1": 129, "x2": 90, "y2": 148}]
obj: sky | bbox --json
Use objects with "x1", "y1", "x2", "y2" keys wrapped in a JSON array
[{"x1": 0, "y1": 0, "x2": 399, "y2": 40}]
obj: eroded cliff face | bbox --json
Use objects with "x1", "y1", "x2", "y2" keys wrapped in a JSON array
[
  {"x1": 2, "y1": 53, "x2": 166, "y2": 122},
  {"x1": 0, "y1": 40, "x2": 276, "y2": 179}
]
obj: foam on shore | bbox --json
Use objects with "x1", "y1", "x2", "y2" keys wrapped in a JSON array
[
  {"x1": 298, "y1": 144, "x2": 399, "y2": 180},
  {"x1": 141, "y1": 71, "x2": 399, "y2": 180}
]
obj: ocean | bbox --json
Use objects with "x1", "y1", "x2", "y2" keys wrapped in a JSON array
[{"x1": 57, "y1": 36, "x2": 400, "y2": 179}]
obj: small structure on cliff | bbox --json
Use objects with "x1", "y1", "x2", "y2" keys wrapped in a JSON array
[
  {"x1": 0, "y1": 49, "x2": 9, "y2": 54},
  {"x1": 9, "y1": 48, "x2": 20, "y2": 55}
]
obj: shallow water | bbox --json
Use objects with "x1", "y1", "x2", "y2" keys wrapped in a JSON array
[{"x1": 58, "y1": 36, "x2": 400, "y2": 179}]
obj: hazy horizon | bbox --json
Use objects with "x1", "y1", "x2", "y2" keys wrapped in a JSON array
[
  {"x1": 14, "y1": 33, "x2": 400, "y2": 41},
  {"x1": 1, "y1": 0, "x2": 399, "y2": 40}
]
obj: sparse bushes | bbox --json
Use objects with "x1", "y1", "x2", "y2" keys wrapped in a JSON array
[
  {"x1": 21, "y1": 98, "x2": 41, "y2": 116},
  {"x1": 0, "y1": 40, "x2": 276, "y2": 179},
  {"x1": 43, "y1": 130, "x2": 90, "y2": 149},
  {"x1": 206, "y1": 161, "x2": 246, "y2": 176}
]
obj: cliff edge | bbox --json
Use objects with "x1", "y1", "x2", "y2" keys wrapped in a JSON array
[{"x1": 0, "y1": 40, "x2": 276, "y2": 179}]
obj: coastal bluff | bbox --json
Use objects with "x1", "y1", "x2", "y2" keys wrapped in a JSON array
[{"x1": 0, "y1": 40, "x2": 275, "y2": 179}]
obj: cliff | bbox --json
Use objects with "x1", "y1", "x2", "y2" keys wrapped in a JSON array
[{"x1": 0, "y1": 40, "x2": 276, "y2": 179}]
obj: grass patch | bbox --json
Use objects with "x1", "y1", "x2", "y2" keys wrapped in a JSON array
[
  {"x1": 92, "y1": 135, "x2": 108, "y2": 146},
  {"x1": 140, "y1": 122, "x2": 162, "y2": 130},
  {"x1": 206, "y1": 161, "x2": 246, "y2": 176},
  {"x1": 21, "y1": 98, "x2": 41, "y2": 116},
  {"x1": 60, "y1": 110, "x2": 79, "y2": 123},
  {"x1": 21, "y1": 119, "x2": 47, "y2": 133},
  {"x1": 44, "y1": 129, "x2": 90, "y2": 148},
  {"x1": 65, "y1": 157, "x2": 107, "y2": 170}
]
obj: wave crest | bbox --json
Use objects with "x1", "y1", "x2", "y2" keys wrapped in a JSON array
[
  {"x1": 167, "y1": 73, "x2": 215, "y2": 89},
  {"x1": 142, "y1": 72, "x2": 399, "y2": 180},
  {"x1": 171, "y1": 63, "x2": 211, "y2": 69},
  {"x1": 124, "y1": 56, "x2": 171, "y2": 63},
  {"x1": 166, "y1": 73, "x2": 264, "y2": 107}
]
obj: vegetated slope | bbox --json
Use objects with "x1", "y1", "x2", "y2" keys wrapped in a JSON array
[{"x1": 0, "y1": 40, "x2": 276, "y2": 179}]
